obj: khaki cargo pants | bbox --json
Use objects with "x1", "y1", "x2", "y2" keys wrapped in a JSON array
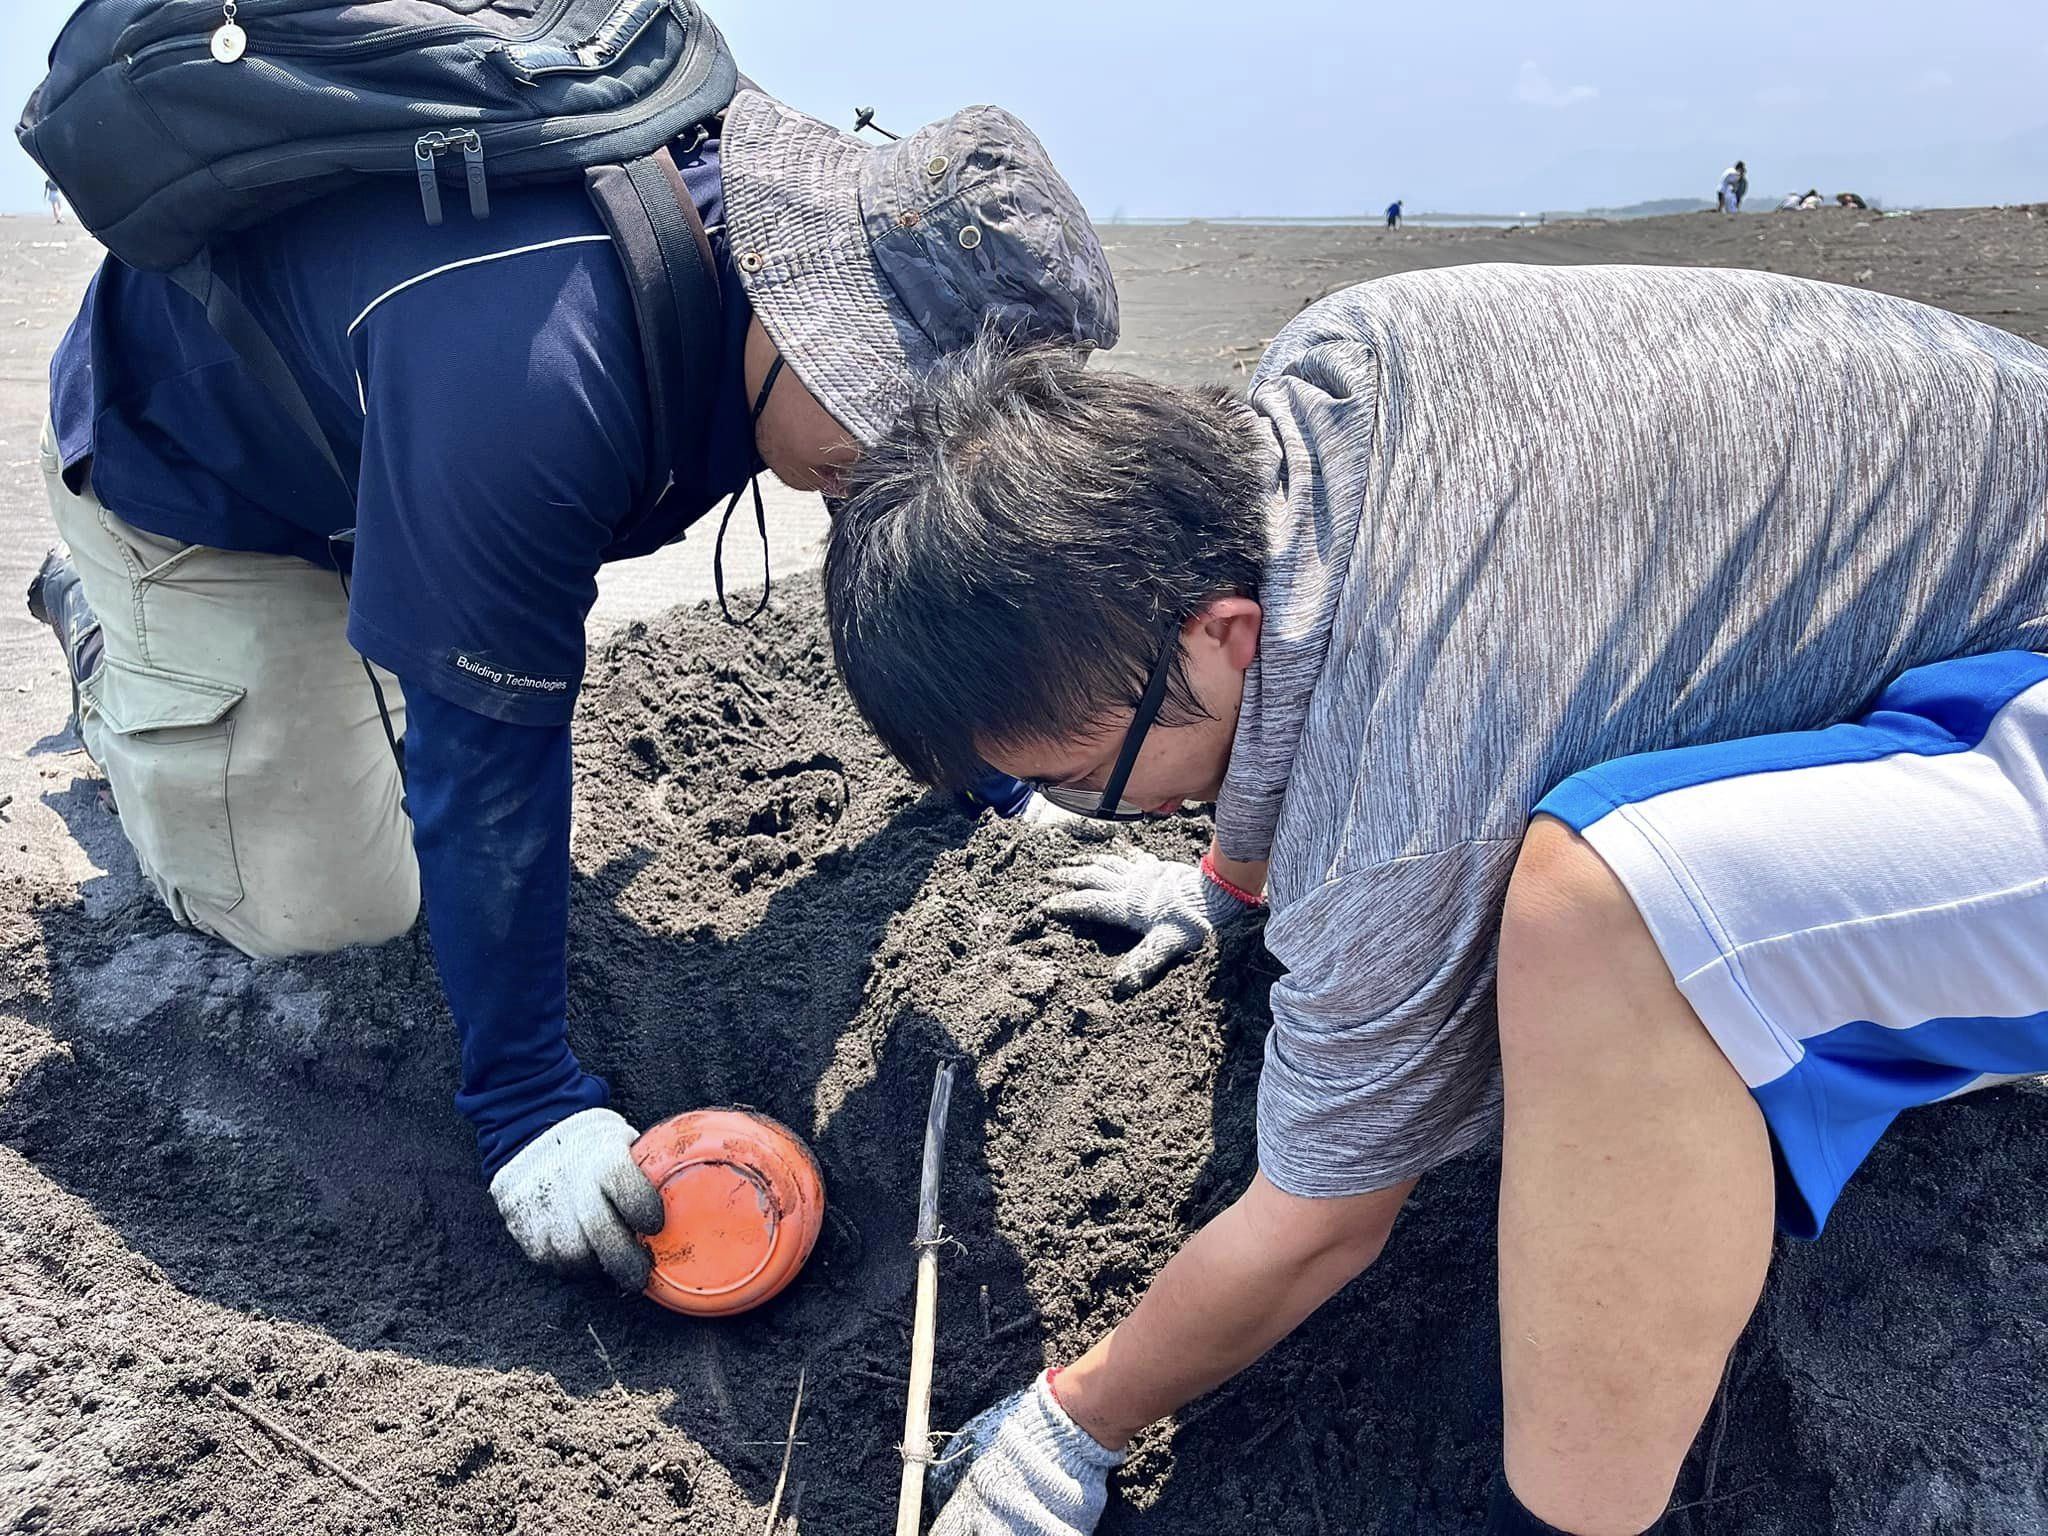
[{"x1": 42, "y1": 422, "x2": 419, "y2": 958}]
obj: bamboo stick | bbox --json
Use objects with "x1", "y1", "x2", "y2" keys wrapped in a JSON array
[
  {"x1": 894, "y1": 1060, "x2": 958, "y2": 1536},
  {"x1": 761, "y1": 1365, "x2": 806, "y2": 1535}
]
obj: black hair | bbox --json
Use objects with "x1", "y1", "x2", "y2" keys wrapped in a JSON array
[{"x1": 825, "y1": 332, "x2": 1268, "y2": 791}]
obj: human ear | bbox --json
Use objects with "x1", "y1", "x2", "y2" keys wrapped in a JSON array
[{"x1": 1191, "y1": 597, "x2": 1262, "y2": 673}]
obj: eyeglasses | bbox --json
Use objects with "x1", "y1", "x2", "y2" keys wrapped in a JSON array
[{"x1": 1031, "y1": 618, "x2": 1180, "y2": 821}]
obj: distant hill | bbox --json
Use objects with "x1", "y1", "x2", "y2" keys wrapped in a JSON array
[{"x1": 1576, "y1": 197, "x2": 1714, "y2": 219}]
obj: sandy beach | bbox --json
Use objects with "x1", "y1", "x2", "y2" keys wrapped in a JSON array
[{"x1": 3, "y1": 203, "x2": 2046, "y2": 1535}]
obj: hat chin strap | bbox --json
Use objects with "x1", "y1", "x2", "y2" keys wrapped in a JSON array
[{"x1": 714, "y1": 354, "x2": 786, "y2": 626}]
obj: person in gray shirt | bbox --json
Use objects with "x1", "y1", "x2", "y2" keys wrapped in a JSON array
[{"x1": 824, "y1": 263, "x2": 2048, "y2": 1535}]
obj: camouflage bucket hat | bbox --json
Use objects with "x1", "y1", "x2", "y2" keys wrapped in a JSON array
[{"x1": 721, "y1": 89, "x2": 1120, "y2": 444}]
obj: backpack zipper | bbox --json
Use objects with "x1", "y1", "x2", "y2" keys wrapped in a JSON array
[
  {"x1": 120, "y1": 0, "x2": 571, "y2": 63},
  {"x1": 184, "y1": 8, "x2": 724, "y2": 215},
  {"x1": 414, "y1": 131, "x2": 489, "y2": 226},
  {"x1": 129, "y1": 29, "x2": 476, "y2": 69}
]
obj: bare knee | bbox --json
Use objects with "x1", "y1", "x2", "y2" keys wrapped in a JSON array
[
  {"x1": 1499, "y1": 817, "x2": 1645, "y2": 986},
  {"x1": 1497, "y1": 816, "x2": 1663, "y2": 1074}
]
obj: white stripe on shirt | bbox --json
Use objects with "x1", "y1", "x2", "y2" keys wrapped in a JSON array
[
  {"x1": 345, "y1": 234, "x2": 614, "y2": 336},
  {"x1": 347, "y1": 233, "x2": 615, "y2": 413}
]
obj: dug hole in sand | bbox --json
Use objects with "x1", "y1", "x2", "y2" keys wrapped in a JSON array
[{"x1": 6, "y1": 208, "x2": 2048, "y2": 1534}]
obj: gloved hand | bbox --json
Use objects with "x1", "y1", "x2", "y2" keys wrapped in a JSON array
[
  {"x1": 930, "y1": 1372, "x2": 1126, "y2": 1536},
  {"x1": 1013, "y1": 793, "x2": 1115, "y2": 841},
  {"x1": 488, "y1": 1107, "x2": 665, "y2": 1291},
  {"x1": 1044, "y1": 849, "x2": 1258, "y2": 995}
]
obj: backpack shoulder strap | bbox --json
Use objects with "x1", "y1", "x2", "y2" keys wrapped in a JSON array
[
  {"x1": 168, "y1": 143, "x2": 725, "y2": 529},
  {"x1": 170, "y1": 250, "x2": 355, "y2": 510},
  {"x1": 585, "y1": 144, "x2": 725, "y2": 517}
]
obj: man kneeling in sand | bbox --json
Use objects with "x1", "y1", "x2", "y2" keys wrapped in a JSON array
[
  {"x1": 823, "y1": 265, "x2": 2048, "y2": 1533},
  {"x1": 27, "y1": 92, "x2": 1113, "y2": 1295}
]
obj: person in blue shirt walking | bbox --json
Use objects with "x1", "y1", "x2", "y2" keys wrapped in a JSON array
[
  {"x1": 24, "y1": 89, "x2": 1118, "y2": 1292},
  {"x1": 1385, "y1": 199, "x2": 1402, "y2": 228}
]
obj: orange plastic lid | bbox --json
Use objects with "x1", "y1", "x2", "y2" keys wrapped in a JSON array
[{"x1": 630, "y1": 1109, "x2": 827, "y2": 1318}]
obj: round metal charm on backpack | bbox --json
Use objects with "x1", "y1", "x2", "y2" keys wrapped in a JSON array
[{"x1": 211, "y1": 1, "x2": 246, "y2": 64}]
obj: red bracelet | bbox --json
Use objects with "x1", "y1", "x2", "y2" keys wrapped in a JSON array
[{"x1": 1200, "y1": 850, "x2": 1265, "y2": 908}]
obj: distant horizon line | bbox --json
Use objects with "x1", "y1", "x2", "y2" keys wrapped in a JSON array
[
  {"x1": 2, "y1": 196, "x2": 2030, "y2": 227},
  {"x1": 1103, "y1": 195, "x2": 2013, "y2": 226}
]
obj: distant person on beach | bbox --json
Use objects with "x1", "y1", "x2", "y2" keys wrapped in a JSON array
[
  {"x1": 1837, "y1": 191, "x2": 1868, "y2": 209},
  {"x1": 1799, "y1": 189, "x2": 1824, "y2": 210},
  {"x1": 826, "y1": 267, "x2": 2048, "y2": 1536},
  {"x1": 1385, "y1": 199, "x2": 1403, "y2": 229},
  {"x1": 1718, "y1": 159, "x2": 1747, "y2": 213},
  {"x1": 43, "y1": 178, "x2": 64, "y2": 224},
  {"x1": 1776, "y1": 189, "x2": 1804, "y2": 211}
]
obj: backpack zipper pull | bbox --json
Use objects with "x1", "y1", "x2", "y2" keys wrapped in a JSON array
[
  {"x1": 414, "y1": 133, "x2": 446, "y2": 226},
  {"x1": 210, "y1": 0, "x2": 247, "y2": 62},
  {"x1": 459, "y1": 131, "x2": 490, "y2": 221}
]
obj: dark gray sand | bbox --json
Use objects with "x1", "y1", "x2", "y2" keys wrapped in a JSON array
[{"x1": 5, "y1": 207, "x2": 2048, "y2": 1535}]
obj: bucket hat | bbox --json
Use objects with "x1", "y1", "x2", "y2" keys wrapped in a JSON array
[{"x1": 722, "y1": 90, "x2": 1120, "y2": 444}]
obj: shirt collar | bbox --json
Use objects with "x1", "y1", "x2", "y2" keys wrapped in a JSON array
[{"x1": 1212, "y1": 390, "x2": 1363, "y2": 863}]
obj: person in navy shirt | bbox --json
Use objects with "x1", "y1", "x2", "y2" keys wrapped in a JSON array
[{"x1": 27, "y1": 89, "x2": 1119, "y2": 1291}]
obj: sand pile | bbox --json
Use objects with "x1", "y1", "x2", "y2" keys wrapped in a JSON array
[{"x1": 5, "y1": 580, "x2": 2047, "y2": 1534}]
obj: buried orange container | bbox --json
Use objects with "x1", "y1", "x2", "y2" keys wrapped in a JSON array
[{"x1": 630, "y1": 1109, "x2": 827, "y2": 1317}]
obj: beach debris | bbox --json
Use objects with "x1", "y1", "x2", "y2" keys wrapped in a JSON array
[
  {"x1": 985, "y1": 1313, "x2": 1040, "y2": 1346},
  {"x1": 206, "y1": 1383, "x2": 396, "y2": 1511},
  {"x1": 895, "y1": 1059, "x2": 959, "y2": 1536},
  {"x1": 848, "y1": 1366, "x2": 909, "y2": 1389},
  {"x1": 760, "y1": 1364, "x2": 806, "y2": 1536},
  {"x1": 586, "y1": 1322, "x2": 617, "y2": 1386}
]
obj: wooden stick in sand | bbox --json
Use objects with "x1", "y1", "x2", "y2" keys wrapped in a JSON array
[
  {"x1": 894, "y1": 1059, "x2": 958, "y2": 1536},
  {"x1": 207, "y1": 1383, "x2": 396, "y2": 1510},
  {"x1": 761, "y1": 1364, "x2": 806, "y2": 1535}
]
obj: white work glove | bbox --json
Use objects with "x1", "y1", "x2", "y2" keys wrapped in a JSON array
[
  {"x1": 1012, "y1": 793, "x2": 1114, "y2": 841},
  {"x1": 930, "y1": 1373, "x2": 1126, "y2": 1536},
  {"x1": 1044, "y1": 848, "x2": 1258, "y2": 995},
  {"x1": 488, "y1": 1107, "x2": 665, "y2": 1291}
]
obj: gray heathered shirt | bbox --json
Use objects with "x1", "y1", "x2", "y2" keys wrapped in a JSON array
[{"x1": 1215, "y1": 263, "x2": 2048, "y2": 1199}]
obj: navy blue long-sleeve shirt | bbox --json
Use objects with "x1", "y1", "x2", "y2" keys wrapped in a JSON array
[
  {"x1": 53, "y1": 135, "x2": 1035, "y2": 1177},
  {"x1": 52, "y1": 141, "x2": 752, "y2": 1176},
  {"x1": 405, "y1": 691, "x2": 607, "y2": 1170}
]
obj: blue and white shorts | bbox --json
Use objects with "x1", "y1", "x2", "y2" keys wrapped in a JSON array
[{"x1": 1536, "y1": 652, "x2": 2048, "y2": 1238}]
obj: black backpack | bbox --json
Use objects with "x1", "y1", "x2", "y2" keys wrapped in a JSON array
[{"x1": 17, "y1": 0, "x2": 740, "y2": 522}]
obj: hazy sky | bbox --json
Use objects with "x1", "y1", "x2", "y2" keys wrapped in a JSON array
[{"x1": 7, "y1": 0, "x2": 2045, "y2": 217}]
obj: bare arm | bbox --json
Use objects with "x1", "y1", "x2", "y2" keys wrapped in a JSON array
[{"x1": 1053, "y1": 1171, "x2": 1413, "y2": 1448}]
